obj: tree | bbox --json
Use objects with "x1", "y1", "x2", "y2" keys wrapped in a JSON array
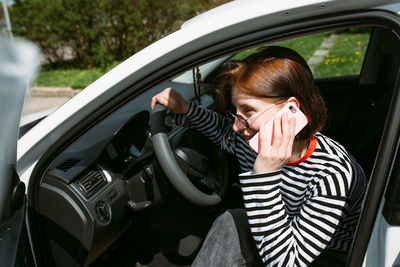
[{"x1": 10, "y1": 0, "x2": 230, "y2": 68}]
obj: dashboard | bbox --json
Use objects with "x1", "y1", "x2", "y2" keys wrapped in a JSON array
[{"x1": 37, "y1": 109, "x2": 170, "y2": 265}]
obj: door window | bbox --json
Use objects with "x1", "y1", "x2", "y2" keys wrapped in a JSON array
[{"x1": 231, "y1": 27, "x2": 371, "y2": 78}]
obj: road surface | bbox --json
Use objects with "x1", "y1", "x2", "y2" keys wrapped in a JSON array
[{"x1": 22, "y1": 96, "x2": 70, "y2": 116}]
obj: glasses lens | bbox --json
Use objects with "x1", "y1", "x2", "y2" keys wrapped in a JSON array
[
  {"x1": 236, "y1": 114, "x2": 249, "y2": 128},
  {"x1": 227, "y1": 112, "x2": 249, "y2": 128}
]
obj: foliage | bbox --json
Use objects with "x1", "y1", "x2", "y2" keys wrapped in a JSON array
[{"x1": 10, "y1": 0, "x2": 230, "y2": 68}]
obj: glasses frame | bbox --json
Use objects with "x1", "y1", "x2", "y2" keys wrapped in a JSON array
[{"x1": 228, "y1": 100, "x2": 286, "y2": 129}]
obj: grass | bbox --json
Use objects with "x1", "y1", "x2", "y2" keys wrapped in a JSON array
[
  {"x1": 230, "y1": 32, "x2": 332, "y2": 62},
  {"x1": 273, "y1": 32, "x2": 333, "y2": 61},
  {"x1": 35, "y1": 29, "x2": 371, "y2": 89},
  {"x1": 313, "y1": 30, "x2": 370, "y2": 78},
  {"x1": 35, "y1": 61, "x2": 120, "y2": 89},
  {"x1": 36, "y1": 68, "x2": 105, "y2": 89}
]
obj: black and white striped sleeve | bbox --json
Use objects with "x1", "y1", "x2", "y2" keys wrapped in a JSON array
[
  {"x1": 175, "y1": 102, "x2": 237, "y2": 153},
  {"x1": 239, "y1": 170, "x2": 350, "y2": 266}
]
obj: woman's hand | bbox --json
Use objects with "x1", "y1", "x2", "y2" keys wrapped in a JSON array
[
  {"x1": 253, "y1": 112, "x2": 296, "y2": 174},
  {"x1": 151, "y1": 87, "x2": 190, "y2": 114}
]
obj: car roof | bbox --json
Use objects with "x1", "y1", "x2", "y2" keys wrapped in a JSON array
[{"x1": 181, "y1": 0, "x2": 400, "y2": 30}]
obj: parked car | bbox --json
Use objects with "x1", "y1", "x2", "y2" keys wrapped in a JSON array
[{"x1": 2, "y1": 0, "x2": 400, "y2": 266}]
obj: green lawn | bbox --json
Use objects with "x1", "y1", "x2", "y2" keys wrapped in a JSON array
[
  {"x1": 313, "y1": 30, "x2": 370, "y2": 78},
  {"x1": 35, "y1": 61, "x2": 120, "y2": 89},
  {"x1": 231, "y1": 32, "x2": 332, "y2": 62},
  {"x1": 274, "y1": 32, "x2": 333, "y2": 62},
  {"x1": 36, "y1": 68, "x2": 105, "y2": 89},
  {"x1": 35, "y1": 29, "x2": 370, "y2": 89}
]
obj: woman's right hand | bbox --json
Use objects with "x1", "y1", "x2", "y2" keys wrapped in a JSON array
[
  {"x1": 252, "y1": 112, "x2": 296, "y2": 174},
  {"x1": 151, "y1": 87, "x2": 190, "y2": 114}
]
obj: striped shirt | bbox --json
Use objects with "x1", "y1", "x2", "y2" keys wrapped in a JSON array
[{"x1": 177, "y1": 102, "x2": 367, "y2": 266}]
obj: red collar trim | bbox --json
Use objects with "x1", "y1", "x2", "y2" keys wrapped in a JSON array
[{"x1": 286, "y1": 136, "x2": 317, "y2": 166}]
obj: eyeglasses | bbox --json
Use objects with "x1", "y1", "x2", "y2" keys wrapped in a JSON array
[{"x1": 227, "y1": 100, "x2": 286, "y2": 129}]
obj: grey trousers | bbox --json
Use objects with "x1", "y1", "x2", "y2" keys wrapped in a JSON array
[
  {"x1": 192, "y1": 210, "x2": 264, "y2": 267},
  {"x1": 192, "y1": 209, "x2": 348, "y2": 267}
]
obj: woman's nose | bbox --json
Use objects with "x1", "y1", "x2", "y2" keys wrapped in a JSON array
[{"x1": 232, "y1": 119, "x2": 244, "y2": 132}]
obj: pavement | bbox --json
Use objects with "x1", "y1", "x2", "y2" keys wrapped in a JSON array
[
  {"x1": 22, "y1": 87, "x2": 80, "y2": 116},
  {"x1": 22, "y1": 96, "x2": 70, "y2": 116}
]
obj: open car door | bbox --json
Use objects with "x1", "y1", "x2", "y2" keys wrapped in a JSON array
[{"x1": 0, "y1": 37, "x2": 39, "y2": 266}]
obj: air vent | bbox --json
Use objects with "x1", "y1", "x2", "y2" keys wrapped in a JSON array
[
  {"x1": 76, "y1": 169, "x2": 107, "y2": 198},
  {"x1": 57, "y1": 159, "x2": 80, "y2": 172}
]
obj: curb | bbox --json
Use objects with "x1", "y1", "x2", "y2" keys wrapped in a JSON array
[{"x1": 30, "y1": 86, "x2": 82, "y2": 97}]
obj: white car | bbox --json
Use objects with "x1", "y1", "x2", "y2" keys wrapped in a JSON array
[{"x1": 2, "y1": 0, "x2": 400, "y2": 266}]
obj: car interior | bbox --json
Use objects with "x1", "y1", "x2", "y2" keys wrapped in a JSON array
[{"x1": 27, "y1": 24, "x2": 400, "y2": 267}]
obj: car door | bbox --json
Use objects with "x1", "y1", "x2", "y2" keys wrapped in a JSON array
[{"x1": 0, "y1": 37, "x2": 39, "y2": 266}]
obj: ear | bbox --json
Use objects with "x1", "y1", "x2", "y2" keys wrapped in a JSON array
[{"x1": 287, "y1": 97, "x2": 300, "y2": 108}]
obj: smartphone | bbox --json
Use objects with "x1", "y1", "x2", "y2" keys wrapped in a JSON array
[{"x1": 249, "y1": 103, "x2": 308, "y2": 153}]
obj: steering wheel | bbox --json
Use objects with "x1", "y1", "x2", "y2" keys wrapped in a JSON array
[{"x1": 150, "y1": 104, "x2": 228, "y2": 207}]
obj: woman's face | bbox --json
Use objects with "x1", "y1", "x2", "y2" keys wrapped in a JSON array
[{"x1": 231, "y1": 86, "x2": 285, "y2": 142}]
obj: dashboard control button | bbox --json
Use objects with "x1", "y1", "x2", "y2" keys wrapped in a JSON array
[
  {"x1": 107, "y1": 189, "x2": 118, "y2": 201},
  {"x1": 95, "y1": 200, "x2": 111, "y2": 224}
]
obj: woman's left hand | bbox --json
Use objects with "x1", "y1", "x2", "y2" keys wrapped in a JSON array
[{"x1": 253, "y1": 112, "x2": 296, "y2": 174}]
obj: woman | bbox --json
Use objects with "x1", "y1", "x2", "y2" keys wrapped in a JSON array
[{"x1": 151, "y1": 46, "x2": 367, "y2": 266}]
